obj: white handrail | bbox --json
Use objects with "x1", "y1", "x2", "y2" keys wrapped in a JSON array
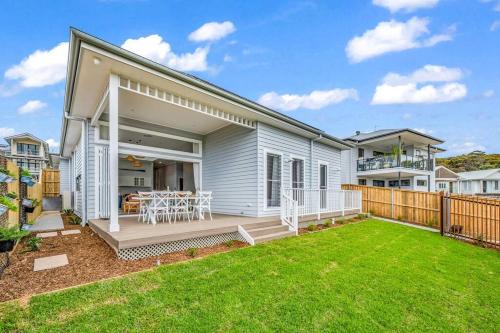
[{"x1": 281, "y1": 189, "x2": 362, "y2": 230}]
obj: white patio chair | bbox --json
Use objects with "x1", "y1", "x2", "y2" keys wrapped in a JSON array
[
  {"x1": 171, "y1": 192, "x2": 192, "y2": 223},
  {"x1": 191, "y1": 191, "x2": 213, "y2": 221},
  {"x1": 137, "y1": 192, "x2": 153, "y2": 223},
  {"x1": 149, "y1": 192, "x2": 172, "y2": 224}
]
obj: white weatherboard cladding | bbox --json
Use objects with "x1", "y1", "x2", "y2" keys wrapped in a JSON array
[
  {"x1": 257, "y1": 123, "x2": 341, "y2": 217},
  {"x1": 202, "y1": 124, "x2": 258, "y2": 216},
  {"x1": 87, "y1": 124, "x2": 97, "y2": 219},
  {"x1": 59, "y1": 159, "x2": 71, "y2": 192}
]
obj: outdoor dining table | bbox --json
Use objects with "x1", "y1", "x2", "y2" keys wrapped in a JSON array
[{"x1": 131, "y1": 194, "x2": 202, "y2": 225}]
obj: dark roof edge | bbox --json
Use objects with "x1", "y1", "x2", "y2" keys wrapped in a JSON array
[{"x1": 345, "y1": 128, "x2": 444, "y2": 144}]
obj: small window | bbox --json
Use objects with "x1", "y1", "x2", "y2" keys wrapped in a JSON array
[
  {"x1": 134, "y1": 177, "x2": 145, "y2": 187},
  {"x1": 373, "y1": 180, "x2": 385, "y2": 187},
  {"x1": 494, "y1": 180, "x2": 499, "y2": 190},
  {"x1": 266, "y1": 153, "x2": 281, "y2": 207},
  {"x1": 291, "y1": 158, "x2": 304, "y2": 189},
  {"x1": 388, "y1": 180, "x2": 399, "y2": 187},
  {"x1": 417, "y1": 179, "x2": 427, "y2": 187},
  {"x1": 358, "y1": 148, "x2": 364, "y2": 159},
  {"x1": 358, "y1": 179, "x2": 367, "y2": 185}
]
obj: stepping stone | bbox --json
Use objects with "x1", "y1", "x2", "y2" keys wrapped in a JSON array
[
  {"x1": 33, "y1": 254, "x2": 68, "y2": 272},
  {"x1": 61, "y1": 230, "x2": 81, "y2": 235},
  {"x1": 36, "y1": 231, "x2": 58, "y2": 238}
]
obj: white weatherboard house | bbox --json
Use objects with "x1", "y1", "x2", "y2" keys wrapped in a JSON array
[
  {"x1": 58, "y1": 29, "x2": 361, "y2": 259},
  {"x1": 435, "y1": 165, "x2": 460, "y2": 193},
  {"x1": 341, "y1": 129, "x2": 445, "y2": 192},
  {"x1": 456, "y1": 169, "x2": 500, "y2": 196}
]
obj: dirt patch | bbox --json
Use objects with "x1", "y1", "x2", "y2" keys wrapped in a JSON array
[
  {"x1": 0, "y1": 214, "x2": 247, "y2": 302},
  {"x1": 298, "y1": 217, "x2": 367, "y2": 235}
]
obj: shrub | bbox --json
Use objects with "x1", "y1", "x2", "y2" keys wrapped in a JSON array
[
  {"x1": 20, "y1": 169, "x2": 32, "y2": 177},
  {"x1": 397, "y1": 215, "x2": 403, "y2": 221},
  {"x1": 68, "y1": 214, "x2": 82, "y2": 225},
  {"x1": 336, "y1": 219, "x2": 345, "y2": 225},
  {"x1": 307, "y1": 224, "x2": 317, "y2": 232},
  {"x1": 186, "y1": 247, "x2": 198, "y2": 257},
  {"x1": 62, "y1": 209, "x2": 74, "y2": 215},
  {"x1": 357, "y1": 213, "x2": 368, "y2": 219},
  {"x1": 0, "y1": 195, "x2": 18, "y2": 212},
  {"x1": 323, "y1": 219, "x2": 333, "y2": 228},
  {"x1": 6, "y1": 192, "x2": 17, "y2": 199},
  {"x1": 26, "y1": 237, "x2": 42, "y2": 251},
  {"x1": 224, "y1": 240, "x2": 235, "y2": 248},
  {"x1": 0, "y1": 226, "x2": 29, "y2": 242},
  {"x1": 368, "y1": 209, "x2": 375, "y2": 216}
]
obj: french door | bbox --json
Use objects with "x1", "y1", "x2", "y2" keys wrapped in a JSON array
[{"x1": 319, "y1": 163, "x2": 328, "y2": 209}]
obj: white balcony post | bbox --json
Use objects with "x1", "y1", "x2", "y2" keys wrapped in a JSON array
[{"x1": 108, "y1": 74, "x2": 120, "y2": 232}]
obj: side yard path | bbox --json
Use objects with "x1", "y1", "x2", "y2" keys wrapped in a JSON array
[{"x1": 1, "y1": 220, "x2": 499, "y2": 332}]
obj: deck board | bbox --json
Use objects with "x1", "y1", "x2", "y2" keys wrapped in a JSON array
[{"x1": 89, "y1": 214, "x2": 280, "y2": 250}]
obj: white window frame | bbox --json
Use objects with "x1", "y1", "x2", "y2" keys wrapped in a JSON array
[
  {"x1": 289, "y1": 154, "x2": 306, "y2": 189},
  {"x1": 317, "y1": 160, "x2": 329, "y2": 190},
  {"x1": 94, "y1": 121, "x2": 203, "y2": 158},
  {"x1": 264, "y1": 149, "x2": 283, "y2": 211}
]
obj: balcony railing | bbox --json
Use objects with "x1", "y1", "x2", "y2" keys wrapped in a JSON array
[
  {"x1": 357, "y1": 155, "x2": 432, "y2": 172},
  {"x1": 17, "y1": 150, "x2": 40, "y2": 156}
]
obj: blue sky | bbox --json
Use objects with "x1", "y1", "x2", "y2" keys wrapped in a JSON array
[{"x1": 0, "y1": 0, "x2": 499, "y2": 156}]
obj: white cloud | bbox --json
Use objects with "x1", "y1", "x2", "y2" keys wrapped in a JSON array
[
  {"x1": 258, "y1": 89, "x2": 359, "y2": 111},
  {"x1": 373, "y1": 0, "x2": 439, "y2": 13},
  {"x1": 17, "y1": 100, "x2": 47, "y2": 114},
  {"x1": 449, "y1": 141, "x2": 486, "y2": 155},
  {"x1": 223, "y1": 54, "x2": 233, "y2": 62},
  {"x1": 372, "y1": 82, "x2": 466, "y2": 105},
  {"x1": 188, "y1": 21, "x2": 236, "y2": 42},
  {"x1": 122, "y1": 34, "x2": 210, "y2": 72},
  {"x1": 372, "y1": 65, "x2": 467, "y2": 105},
  {"x1": 382, "y1": 65, "x2": 464, "y2": 85},
  {"x1": 5, "y1": 42, "x2": 68, "y2": 88},
  {"x1": 0, "y1": 127, "x2": 16, "y2": 138},
  {"x1": 403, "y1": 112, "x2": 413, "y2": 119},
  {"x1": 345, "y1": 17, "x2": 454, "y2": 63},
  {"x1": 413, "y1": 127, "x2": 434, "y2": 135},
  {"x1": 46, "y1": 138, "x2": 60, "y2": 150},
  {"x1": 491, "y1": 20, "x2": 500, "y2": 31},
  {"x1": 482, "y1": 89, "x2": 495, "y2": 98}
]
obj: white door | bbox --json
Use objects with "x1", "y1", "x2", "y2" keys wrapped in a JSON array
[
  {"x1": 319, "y1": 163, "x2": 328, "y2": 209},
  {"x1": 96, "y1": 146, "x2": 110, "y2": 218}
]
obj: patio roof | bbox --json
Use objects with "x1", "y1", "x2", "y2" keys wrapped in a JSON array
[{"x1": 60, "y1": 28, "x2": 353, "y2": 157}]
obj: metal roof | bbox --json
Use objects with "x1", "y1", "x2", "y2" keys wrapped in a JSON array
[
  {"x1": 457, "y1": 169, "x2": 500, "y2": 180},
  {"x1": 345, "y1": 128, "x2": 444, "y2": 144}
]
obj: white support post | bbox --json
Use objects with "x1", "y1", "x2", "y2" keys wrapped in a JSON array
[
  {"x1": 108, "y1": 74, "x2": 120, "y2": 232},
  {"x1": 341, "y1": 191, "x2": 345, "y2": 216}
]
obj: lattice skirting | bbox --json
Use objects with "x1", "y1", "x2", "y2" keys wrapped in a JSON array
[{"x1": 118, "y1": 231, "x2": 246, "y2": 260}]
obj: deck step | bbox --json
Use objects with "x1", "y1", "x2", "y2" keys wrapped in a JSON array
[
  {"x1": 243, "y1": 220, "x2": 282, "y2": 230},
  {"x1": 253, "y1": 230, "x2": 296, "y2": 244},
  {"x1": 247, "y1": 224, "x2": 290, "y2": 237}
]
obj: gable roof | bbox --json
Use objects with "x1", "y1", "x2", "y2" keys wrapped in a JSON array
[
  {"x1": 3, "y1": 133, "x2": 50, "y2": 153},
  {"x1": 435, "y1": 165, "x2": 460, "y2": 179},
  {"x1": 345, "y1": 128, "x2": 444, "y2": 145},
  {"x1": 61, "y1": 28, "x2": 353, "y2": 153},
  {"x1": 458, "y1": 169, "x2": 500, "y2": 180}
]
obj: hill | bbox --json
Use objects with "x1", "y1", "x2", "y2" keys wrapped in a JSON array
[{"x1": 436, "y1": 151, "x2": 500, "y2": 172}]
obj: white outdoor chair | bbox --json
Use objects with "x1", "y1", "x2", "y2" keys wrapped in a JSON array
[
  {"x1": 171, "y1": 192, "x2": 192, "y2": 223},
  {"x1": 137, "y1": 192, "x2": 153, "y2": 223},
  {"x1": 149, "y1": 192, "x2": 172, "y2": 223},
  {"x1": 191, "y1": 191, "x2": 213, "y2": 221}
]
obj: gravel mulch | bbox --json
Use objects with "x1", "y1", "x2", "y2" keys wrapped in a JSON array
[{"x1": 0, "y1": 214, "x2": 246, "y2": 302}]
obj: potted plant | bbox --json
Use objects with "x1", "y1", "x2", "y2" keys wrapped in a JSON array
[
  {"x1": 0, "y1": 168, "x2": 15, "y2": 183},
  {"x1": 0, "y1": 195, "x2": 18, "y2": 212},
  {"x1": 6, "y1": 192, "x2": 17, "y2": 199},
  {"x1": 22, "y1": 198, "x2": 39, "y2": 213},
  {"x1": 0, "y1": 226, "x2": 29, "y2": 252},
  {"x1": 20, "y1": 169, "x2": 36, "y2": 187}
]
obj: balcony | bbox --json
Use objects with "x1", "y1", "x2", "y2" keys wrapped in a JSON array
[
  {"x1": 357, "y1": 155, "x2": 432, "y2": 172},
  {"x1": 17, "y1": 150, "x2": 40, "y2": 156}
]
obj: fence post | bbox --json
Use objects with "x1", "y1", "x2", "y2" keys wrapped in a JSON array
[
  {"x1": 391, "y1": 189, "x2": 394, "y2": 219},
  {"x1": 440, "y1": 193, "x2": 445, "y2": 236}
]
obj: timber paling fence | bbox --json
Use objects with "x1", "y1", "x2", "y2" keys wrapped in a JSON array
[{"x1": 342, "y1": 184, "x2": 500, "y2": 248}]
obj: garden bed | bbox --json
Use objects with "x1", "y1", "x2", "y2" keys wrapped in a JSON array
[
  {"x1": 298, "y1": 214, "x2": 368, "y2": 234},
  {"x1": 0, "y1": 214, "x2": 246, "y2": 302}
]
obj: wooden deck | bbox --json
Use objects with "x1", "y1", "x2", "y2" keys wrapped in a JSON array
[{"x1": 89, "y1": 214, "x2": 280, "y2": 251}]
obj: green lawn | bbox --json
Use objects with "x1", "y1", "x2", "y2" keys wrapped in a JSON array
[{"x1": 1, "y1": 220, "x2": 499, "y2": 332}]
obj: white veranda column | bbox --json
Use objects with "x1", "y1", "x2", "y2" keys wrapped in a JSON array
[{"x1": 108, "y1": 74, "x2": 120, "y2": 232}]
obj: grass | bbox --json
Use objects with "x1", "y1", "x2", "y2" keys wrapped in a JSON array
[{"x1": 1, "y1": 219, "x2": 499, "y2": 332}]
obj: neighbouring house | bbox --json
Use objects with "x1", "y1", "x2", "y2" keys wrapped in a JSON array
[
  {"x1": 435, "y1": 165, "x2": 460, "y2": 193},
  {"x1": 457, "y1": 169, "x2": 500, "y2": 196},
  {"x1": 2, "y1": 133, "x2": 52, "y2": 181},
  {"x1": 58, "y1": 29, "x2": 361, "y2": 259},
  {"x1": 341, "y1": 129, "x2": 445, "y2": 192}
]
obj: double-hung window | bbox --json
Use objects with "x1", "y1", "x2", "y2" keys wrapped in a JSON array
[{"x1": 266, "y1": 153, "x2": 282, "y2": 208}]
